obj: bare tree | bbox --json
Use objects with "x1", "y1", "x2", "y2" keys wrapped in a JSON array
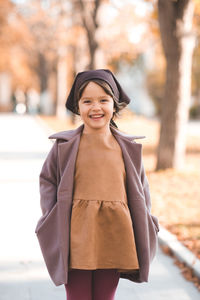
[
  {"x1": 75, "y1": 0, "x2": 101, "y2": 70},
  {"x1": 156, "y1": 0, "x2": 195, "y2": 170}
]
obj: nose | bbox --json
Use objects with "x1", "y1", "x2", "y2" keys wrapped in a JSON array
[{"x1": 91, "y1": 101, "x2": 101, "y2": 110}]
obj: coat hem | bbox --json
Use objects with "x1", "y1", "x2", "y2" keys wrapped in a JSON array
[{"x1": 69, "y1": 265, "x2": 139, "y2": 270}]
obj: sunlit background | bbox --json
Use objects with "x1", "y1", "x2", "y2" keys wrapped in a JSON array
[{"x1": 0, "y1": 0, "x2": 200, "y2": 298}]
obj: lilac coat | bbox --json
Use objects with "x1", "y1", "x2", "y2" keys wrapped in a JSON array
[{"x1": 35, "y1": 124, "x2": 159, "y2": 286}]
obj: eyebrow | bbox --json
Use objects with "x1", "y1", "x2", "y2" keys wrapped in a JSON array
[{"x1": 81, "y1": 95, "x2": 111, "y2": 100}]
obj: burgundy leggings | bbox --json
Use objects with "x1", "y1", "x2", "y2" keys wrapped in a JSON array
[{"x1": 64, "y1": 269, "x2": 120, "y2": 300}]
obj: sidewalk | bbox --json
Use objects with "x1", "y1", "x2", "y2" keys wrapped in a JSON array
[{"x1": 0, "y1": 113, "x2": 199, "y2": 300}]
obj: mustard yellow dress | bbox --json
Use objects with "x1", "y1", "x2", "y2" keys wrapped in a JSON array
[{"x1": 69, "y1": 131, "x2": 139, "y2": 273}]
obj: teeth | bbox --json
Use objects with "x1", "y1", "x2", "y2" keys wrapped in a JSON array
[{"x1": 90, "y1": 115, "x2": 103, "y2": 118}]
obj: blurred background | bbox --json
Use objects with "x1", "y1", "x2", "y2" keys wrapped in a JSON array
[
  {"x1": 0, "y1": 0, "x2": 200, "y2": 297},
  {"x1": 0, "y1": 0, "x2": 199, "y2": 119}
]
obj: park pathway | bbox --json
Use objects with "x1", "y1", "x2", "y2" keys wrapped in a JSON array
[{"x1": 0, "y1": 113, "x2": 199, "y2": 300}]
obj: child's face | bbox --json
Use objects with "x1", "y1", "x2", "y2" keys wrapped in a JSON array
[{"x1": 78, "y1": 81, "x2": 114, "y2": 133}]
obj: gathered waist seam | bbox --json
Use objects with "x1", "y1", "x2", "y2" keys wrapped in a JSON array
[{"x1": 72, "y1": 198, "x2": 127, "y2": 204}]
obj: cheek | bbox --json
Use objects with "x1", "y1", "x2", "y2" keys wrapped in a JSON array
[
  {"x1": 109, "y1": 103, "x2": 115, "y2": 114},
  {"x1": 78, "y1": 104, "x2": 87, "y2": 117},
  {"x1": 78, "y1": 102, "x2": 84, "y2": 115}
]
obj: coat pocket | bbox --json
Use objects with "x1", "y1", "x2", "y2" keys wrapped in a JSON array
[
  {"x1": 147, "y1": 213, "x2": 159, "y2": 262},
  {"x1": 35, "y1": 203, "x2": 64, "y2": 285},
  {"x1": 151, "y1": 215, "x2": 160, "y2": 233},
  {"x1": 35, "y1": 203, "x2": 58, "y2": 234}
]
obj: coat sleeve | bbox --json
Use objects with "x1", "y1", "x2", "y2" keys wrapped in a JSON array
[
  {"x1": 141, "y1": 161, "x2": 160, "y2": 233},
  {"x1": 39, "y1": 140, "x2": 58, "y2": 219}
]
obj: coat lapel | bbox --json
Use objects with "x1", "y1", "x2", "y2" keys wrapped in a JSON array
[
  {"x1": 57, "y1": 135, "x2": 81, "y2": 196},
  {"x1": 49, "y1": 124, "x2": 84, "y2": 197},
  {"x1": 113, "y1": 132, "x2": 146, "y2": 205},
  {"x1": 112, "y1": 132, "x2": 142, "y2": 175}
]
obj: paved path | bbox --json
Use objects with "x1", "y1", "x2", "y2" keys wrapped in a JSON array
[{"x1": 0, "y1": 113, "x2": 199, "y2": 300}]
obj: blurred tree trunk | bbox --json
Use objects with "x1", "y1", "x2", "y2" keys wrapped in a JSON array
[
  {"x1": 38, "y1": 52, "x2": 48, "y2": 92},
  {"x1": 156, "y1": 0, "x2": 195, "y2": 170},
  {"x1": 36, "y1": 52, "x2": 54, "y2": 114},
  {"x1": 71, "y1": 48, "x2": 77, "y2": 124},
  {"x1": 77, "y1": 0, "x2": 100, "y2": 70}
]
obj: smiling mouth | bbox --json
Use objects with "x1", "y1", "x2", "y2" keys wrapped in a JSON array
[{"x1": 89, "y1": 114, "x2": 104, "y2": 119}]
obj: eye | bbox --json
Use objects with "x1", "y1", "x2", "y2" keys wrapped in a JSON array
[
  {"x1": 100, "y1": 99, "x2": 109, "y2": 102},
  {"x1": 83, "y1": 100, "x2": 91, "y2": 104}
]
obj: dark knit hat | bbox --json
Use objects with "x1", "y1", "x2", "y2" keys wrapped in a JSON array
[{"x1": 65, "y1": 69, "x2": 131, "y2": 114}]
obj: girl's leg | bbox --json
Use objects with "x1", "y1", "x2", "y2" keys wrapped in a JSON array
[
  {"x1": 92, "y1": 269, "x2": 120, "y2": 300},
  {"x1": 64, "y1": 269, "x2": 92, "y2": 300}
]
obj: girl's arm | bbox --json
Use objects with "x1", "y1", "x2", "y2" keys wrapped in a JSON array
[{"x1": 39, "y1": 140, "x2": 58, "y2": 219}]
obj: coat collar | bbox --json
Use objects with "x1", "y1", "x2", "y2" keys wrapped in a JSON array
[{"x1": 49, "y1": 124, "x2": 145, "y2": 142}]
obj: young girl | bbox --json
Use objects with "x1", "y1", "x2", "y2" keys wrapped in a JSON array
[{"x1": 35, "y1": 69, "x2": 159, "y2": 300}]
